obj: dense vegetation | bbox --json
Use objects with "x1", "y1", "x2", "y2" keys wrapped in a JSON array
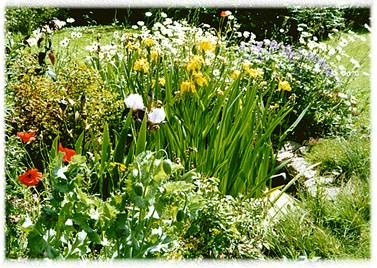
[{"x1": 4, "y1": 7, "x2": 370, "y2": 260}]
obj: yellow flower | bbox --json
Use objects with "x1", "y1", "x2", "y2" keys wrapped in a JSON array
[
  {"x1": 133, "y1": 58, "x2": 149, "y2": 73},
  {"x1": 118, "y1": 163, "x2": 126, "y2": 172},
  {"x1": 198, "y1": 39, "x2": 215, "y2": 52},
  {"x1": 279, "y1": 80, "x2": 292, "y2": 92},
  {"x1": 151, "y1": 49, "x2": 159, "y2": 62},
  {"x1": 186, "y1": 55, "x2": 204, "y2": 73},
  {"x1": 240, "y1": 60, "x2": 263, "y2": 78},
  {"x1": 180, "y1": 80, "x2": 196, "y2": 94},
  {"x1": 193, "y1": 72, "x2": 208, "y2": 87},
  {"x1": 143, "y1": 38, "x2": 155, "y2": 47},
  {"x1": 246, "y1": 68, "x2": 263, "y2": 78},
  {"x1": 241, "y1": 60, "x2": 251, "y2": 71},
  {"x1": 230, "y1": 70, "x2": 241, "y2": 80},
  {"x1": 158, "y1": 77, "x2": 165, "y2": 86}
]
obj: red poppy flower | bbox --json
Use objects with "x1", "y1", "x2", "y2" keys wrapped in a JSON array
[
  {"x1": 17, "y1": 131, "x2": 36, "y2": 143},
  {"x1": 220, "y1": 10, "x2": 232, "y2": 17},
  {"x1": 59, "y1": 144, "x2": 76, "y2": 162},
  {"x1": 19, "y1": 168, "x2": 42, "y2": 186}
]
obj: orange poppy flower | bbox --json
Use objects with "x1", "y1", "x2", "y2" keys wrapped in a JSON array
[
  {"x1": 17, "y1": 131, "x2": 36, "y2": 143},
  {"x1": 220, "y1": 10, "x2": 232, "y2": 17},
  {"x1": 19, "y1": 168, "x2": 42, "y2": 186},
  {"x1": 59, "y1": 144, "x2": 76, "y2": 162}
]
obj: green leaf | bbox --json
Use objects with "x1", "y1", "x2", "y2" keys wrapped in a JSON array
[
  {"x1": 113, "y1": 111, "x2": 132, "y2": 163},
  {"x1": 136, "y1": 113, "x2": 147, "y2": 156},
  {"x1": 75, "y1": 130, "x2": 85, "y2": 155},
  {"x1": 100, "y1": 123, "x2": 111, "y2": 175}
]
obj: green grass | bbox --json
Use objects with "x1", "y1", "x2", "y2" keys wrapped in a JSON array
[
  {"x1": 266, "y1": 178, "x2": 370, "y2": 259},
  {"x1": 50, "y1": 25, "x2": 134, "y2": 61},
  {"x1": 269, "y1": 31, "x2": 371, "y2": 260}
]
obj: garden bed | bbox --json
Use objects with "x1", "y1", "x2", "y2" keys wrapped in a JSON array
[{"x1": 4, "y1": 7, "x2": 371, "y2": 260}]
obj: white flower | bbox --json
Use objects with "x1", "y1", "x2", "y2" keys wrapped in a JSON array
[
  {"x1": 337, "y1": 92, "x2": 348, "y2": 99},
  {"x1": 60, "y1": 38, "x2": 70, "y2": 47},
  {"x1": 279, "y1": 28, "x2": 284, "y2": 33},
  {"x1": 52, "y1": 19, "x2": 66, "y2": 29},
  {"x1": 124, "y1": 94, "x2": 145, "y2": 110},
  {"x1": 65, "y1": 219, "x2": 73, "y2": 226},
  {"x1": 137, "y1": 21, "x2": 145, "y2": 26},
  {"x1": 243, "y1": 31, "x2": 250, "y2": 38},
  {"x1": 66, "y1": 18, "x2": 75, "y2": 23},
  {"x1": 364, "y1": 23, "x2": 371, "y2": 32},
  {"x1": 77, "y1": 230, "x2": 87, "y2": 242},
  {"x1": 350, "y1": 58, "x2": 360, "y2": 68},
  {"x1": 132, "y1": 25, "x2": 138, "y2": 29},
  {"x1": 71, "y1": 31, "x2": 78, "y2": 38},
  {"x1": 163, "y1": 18, "x2": 173, "y2": 25},
  {"x1": 228, "y1": 15, "x2": 235, "y2": 20},
  {"x1": 148, "y1": 107, "x2": 166, "y2": 124},
  {"x1": 26, "y1": 37, "x2": 38, "y2": 47},
  {"x1": 145, "y1": 11, "x2": 153, "y2": 17},
  {"x1": 328, "y1": 48, "x2": 336, "y2": 56},
  {"x1": 213, "y1": 69, "x2": 220, "y2": 76},
  {"x1": 160, "y1": 12, "x2": 167, "y2": 18}
]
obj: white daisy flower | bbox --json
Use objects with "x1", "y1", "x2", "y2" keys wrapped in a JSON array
[
  {"x1": 137, "y1": 21, "x2": 145, "y2": 26},
  {"x1": 145, "y1": 11, "x2": 153, "y2": 17},
  {"x1": 66, "y1": 18, "x2": 75, "y2": 23},
  {"x1": 60, "y1": 38, "x2": 70, "y2": 47},
  {"x1": 160, "y1": 12, "x2": 167, "y2": 18}
]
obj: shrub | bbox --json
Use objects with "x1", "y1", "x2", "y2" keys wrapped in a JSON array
[
  {"x1": 8, "y1": 61, "x2": 124, "y2": 148},
  {"x1": 5, "y1": 8, "x2": 67, "y2": 35}
]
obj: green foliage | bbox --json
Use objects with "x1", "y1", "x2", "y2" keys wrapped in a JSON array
[
  {"x1": 5, "y1": 8, "x2": 66, "y2": 35},
  {"x1": 8, "y1": 62, "x2": 124, "y2": 147},
  {"x1": 304, "y1": 137, "x2": 370, "y2": 182},
  {"x1": 288, "y1": 8, "x2": 346, "y2": 40},
  {"x1": 266, "y1": 179, "x2": 370, "y2": 259}
]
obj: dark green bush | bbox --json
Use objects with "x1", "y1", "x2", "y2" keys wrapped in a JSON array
[{"x1": 5, "y1": 8, "x2": 68, "y2": 35}]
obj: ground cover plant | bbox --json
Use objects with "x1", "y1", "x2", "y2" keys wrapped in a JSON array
[{"x1": 4, "y1": 7, "x2": 370, "y2": 260}]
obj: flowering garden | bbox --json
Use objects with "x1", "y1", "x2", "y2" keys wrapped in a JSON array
[{"x1": 4, "y1": 7, "x2": 371, "y2": 260}]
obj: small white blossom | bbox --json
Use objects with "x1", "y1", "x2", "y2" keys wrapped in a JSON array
[
  {"x1": 243, "y1": 31, "x2": 250, "y2": 38},
  {"x1": 66, "y1": 18, "x2": 75, "y2": 23},
  {"x1": 60, "y1": 38, "x2": 70, "y2": 47},
  {"x1": 132, "y1": 25, "x2": 138, "y2": 29},
  {"x1": 145, "y1": 11, "x2": 153, "y2": 17},
  {"x1": 350, "y1": 58, "x2": 360, "y2": 68},
  {"x1": 160, "y1": 12, "x2": 167, "y2": 18},
  {"x1": 137, "y1": 21, "x2": 145, "y2": 26},
  {"x1": 148, "y1": 107, "x2": 166, "y2": 124},
  {"x1": 77, "y1": 230, "x2": 87, "y2": 242},
  {"x1": 26, "y1": 37, "x2": 38, "y2": 47},
  {"x1": 125, "y1": 94, "x2": 145, "y2": 110}
]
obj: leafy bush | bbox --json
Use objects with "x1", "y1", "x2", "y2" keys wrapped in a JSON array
[
  {"x1": 5, "y1": 8, "x2": 67, "y2": 35},
  {"x1": 22, "y1": 149, "x2": 266, "y2": 259},
  {"x1": 8, "y1": 62, "x2": 123, "y2": 147}
]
